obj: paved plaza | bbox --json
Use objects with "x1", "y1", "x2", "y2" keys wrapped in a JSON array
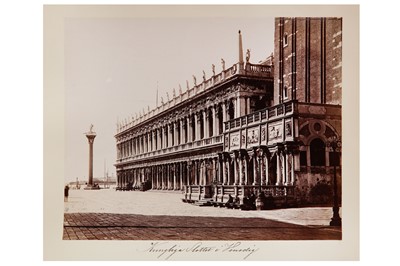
[{"x1": 63, "y1": 188, "x2": 342, "y2": 240}]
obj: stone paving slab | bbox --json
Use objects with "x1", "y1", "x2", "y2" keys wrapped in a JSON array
[
  {"x1": 63, "y1": 213, "x2": 341, "y2": 240},
  {"x1": 64, "y1": 189, "x2": 342, "y2": 226},
  {"x1": 63, "y1": 189, "x2": 342, "y2": 240}
]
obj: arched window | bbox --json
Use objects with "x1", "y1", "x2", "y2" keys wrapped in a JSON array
[
  {"x1": 228, "y1": 101, "x2": 235, "y2": 120},
  {"x1": 310, "y1": 138, "x2": 325, "y2": 166},
  {"x1": 218, "y1": 105, "x2": 223, "y2": 134},
  {"x1": 191, "y1": 117, "x2": 196, "y2": 141},
  {"x1": 283, "y1": 33, "x2": 288, "y2": 47}
]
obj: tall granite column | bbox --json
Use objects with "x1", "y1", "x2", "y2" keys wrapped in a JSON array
[{"x1": 85, "y1": 125, "x2": 97, "y2": 189}]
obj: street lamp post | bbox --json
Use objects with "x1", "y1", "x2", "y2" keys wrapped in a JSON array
[{"x1": 327, "y1": 135, "x2": 342, "y2": 227}]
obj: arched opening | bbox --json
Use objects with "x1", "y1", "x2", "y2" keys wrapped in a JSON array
[
  {"x1": 208, "y1": 109, "x2": 213, "y2": 137},
  {"x1": 177, "y1": 122, "x2": 181, "y2": 145},
  {"x1": 248, "y1": 157, "x2": 254, "y2": 185},
  {"x1": 269, "y1": 154, "x2": 277, "y2": 185},
  {"x1": 310, "y1": 138, "x2": 326, "y2": 166},
  {"x1": 228, "y1": 100, "x2": 235, "y2": 120},
  {"x1": 253, "y1": 96, "x2": 267, "y2": 112},
  {"x1": 218, "y1": 105, "x2": 223, "y2": 134},
  {"x1": 199, "y1": 113, "x2": 204, "y2": 139},
  {"x1": 170, "y1": 124, "x2": 174, "y2": 146},
  {"x1": 283, "y1": 33, "x2": 288, "y2": 46},
  {"x1": 191, "y1": 117, "x2": 196, "y2": 142},
  {"x1": 229, "y1": 160, "x2": 234, "y2": 185}
]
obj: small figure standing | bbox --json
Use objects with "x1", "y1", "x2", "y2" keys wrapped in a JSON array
[
  {"x1": 212, "y1": 64, "x2": 215, "y2": 76},
  {"x1": 64, "y1": 185, "x2": 70, "y2": 202},
  {"x1": 221, "y1": 58, "x2": 225, "y2": 71},
  {"x1": 246, "y1": 49, "x2": 251, "y2": 63}
]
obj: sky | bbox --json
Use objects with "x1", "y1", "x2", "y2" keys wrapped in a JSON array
[{"x1": 65, "y1": 16, "x2": 274, "y2": 183}]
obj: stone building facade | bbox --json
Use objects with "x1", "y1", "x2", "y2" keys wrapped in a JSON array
[{"x1": 114, "y1": 17, "x2": 342, "y2": 206}]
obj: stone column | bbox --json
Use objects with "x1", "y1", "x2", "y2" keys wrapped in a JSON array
[
  {"x1": 155, "y1": 166, "x2": 159, "y2": 189},
  {"x1": 199, "y1": 160, "x2": 206, "y2": 186},
  {"x1": 290, "y1": 152, "x2": 295, "y2": 185},
  {"x1": 163, "y1": 126, "x2": 167, "y2": 148},
  {"x1": 180, "y1": 119, "x2": 185, "y2": 144},
  {"x1": 243, "y1": 155, "x2": 248, "y2": 185},
  {"x1": 175, "y1": 121, "x2": 180, "y2": 146},
  {"x1": 222, "y1": 101, "x2": 227, "y2": 123},
  {"x1": 234, "y1": 153, "x2": 240, "y2": 185},
  {"x1": 193, "y1": 160, "x2": 197, "y2": 185},
  {"x1": 212, "y1": 106, "x2": 217, "y2": 137},
  {"x1": 146, "y1": 133, "x2": 149, "y2": 152},
  {"x1": 198, "y1": 112, "x2": 203, "y2": 140},
  {"x1": 204, "y1": 109, "x2": 208, "y2": 139},
  {"x1": 186, "y1": 116, "x2": 191, "y2": 143},
  {"x1": 213, "y1": 158, "x2": 218, "y2": 183},
  {"x1": 246, "y1": 97, "x2": 251, "y2": 114},
  {"x1": 253, "y1": 154, "x2": 258, "y2": 185},
  {"x1": 166, "y1": 164, "x2": 170, "y2": 189},
  {"x1": 193, "y1": 113, "x2": 198, "y2": 141},
  {"x1": 284, "y1": 151, "x2": 289, "y2": 185},
  {"x1": 144, "y1": 133, "x2": 147, "y2": 153},
  {"x1": 222, "y1": 156, "x2": 227, "y2": 185},
  {"x1": 180, "y1": 162, "x2": 183, "y2": 190},
  {"x1": 148, "y1": 132, "x2": 152, "y2": 152},
  {"x1": 227, "y1": 159, "x2": 232, "y2": 185},
  {"x1": 160, "y1": 128, "x2": 163, "y2": 149},
  {"x1": 237, "y1": 96, "x2": 246, "y2": 117},
  {"x1": 187, "y1": 161, "x2": 191, "y2": 185},
  {"x1": 85, "y1": 130, "x2": 96, "y2": 188},
  {"x1": 276, "y1": 151, "x2": 283, "y2": 185},
  {"x1": 172, "y1": 164, "x2": 177, "y2": 190},
  {"x1": 138, "y1": 137, "x2": 141, "y2": 154},
  {"x1": 160, "y1": 166, "x2": 163, "y2": 189},
  {"x1": 169, "y1": 124, "x2": 173, "y2": 147}
]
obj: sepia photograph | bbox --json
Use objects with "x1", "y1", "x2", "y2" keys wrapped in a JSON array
[{"x1": 44, "y1": 5, "x2": 359, "y2": 261}]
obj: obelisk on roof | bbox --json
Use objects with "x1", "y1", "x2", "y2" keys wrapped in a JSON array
[{"x1": 238, "y1": 30, "x2": 244, "y2": 71}]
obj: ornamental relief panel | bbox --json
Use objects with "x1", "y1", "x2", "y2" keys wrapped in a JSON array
[
  {"x1": 230, "y1": 132, "x2": 240, "y2": 148},
  {"x1": 247, "y1": 127, "x2": 259, "y2": 146},
  {"x1": 268, "y1": 122, "x2": 283, "y2": 144}
]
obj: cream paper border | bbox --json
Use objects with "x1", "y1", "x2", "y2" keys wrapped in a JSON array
[{"x1": 43, "y1": 5, "x2": 359, "y2": 261}]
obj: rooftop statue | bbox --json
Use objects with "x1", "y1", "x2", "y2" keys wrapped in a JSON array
[
  {"x1": 89, "y1": 124, "x2": 94, "y2": 133},
  {"x1": 179, "y1": 84, "x2": 182, "y2": 95},
  {"x1": 221, "y1": 58, "x2": 225, "y2": 71},
  {"x1": 202, "y1": 70, "x2": 206, "y2": 81},
  {"x1": 193, "y1": 75, "x2": 197, "y2": 86},
  {"x1": 173, "y1": 88, "x2": 176, "y2": 98},
  {"x1": 166, "y1": 92, "x2": 169, "y2": 101},
  {"x1": 212, "y1": 64, "x2": 215, "y2": 76},
  {"x1": 186, "y1": 80, "x2": 190, "y2": 90},
  {"x1": 246, "y1": 49, "x2": 251, "y2": 63}
]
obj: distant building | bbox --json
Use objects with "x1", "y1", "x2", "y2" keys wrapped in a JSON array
[{"x1": 115, "y1": 17, "x2": 342, "y2": 206}]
